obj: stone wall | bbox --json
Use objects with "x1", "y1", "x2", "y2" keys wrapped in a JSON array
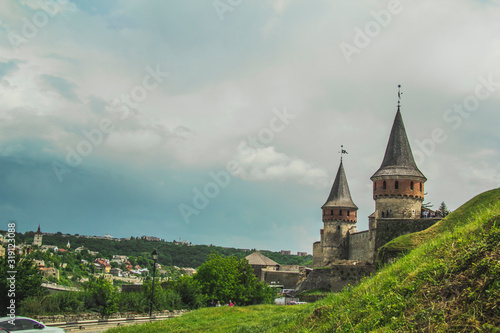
[
  {"x1": 279, "y1": 265, "x2": 301, "y2": 272},
  {"x1": 375, "y1": 218, "x2": 440, "y2": 250},
  {"x1": 263, "y1": 270, "x2": 301, "y2": 289},
  {"x1": 32, "y1": 310, "x2": 189, "y2": 324},
  {"x1": 348, "y1": 230, "x2": 374, "y2": 263},
  {"x1": 296, "y1": 264, "x2": 375, "y2": 293},
  {"x1": 374, "y1": 196, "x2": 422, "y2": 219},
  {"x1": 312, "y1": 241, "x2": 323, "y2": 267}
]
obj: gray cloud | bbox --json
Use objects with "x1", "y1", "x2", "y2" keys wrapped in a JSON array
[
  {"x1": 0, "y1": 59, "x2": 21, "y2": 80},
  {"x1": 39, "y1": 74, "x2": 81, "y2": 103},
  {"x1": 0, "y1": 0, "x2": 498, "y2": 252}
]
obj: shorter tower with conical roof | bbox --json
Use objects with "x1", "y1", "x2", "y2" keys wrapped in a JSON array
[{"x1": 313, "y1": 157, "x2": 358, "y2": 266}]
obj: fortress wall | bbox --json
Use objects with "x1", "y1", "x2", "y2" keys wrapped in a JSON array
[
  {"x1": 296, "y1": 265, "x2": 375, "y2": 293},
  {"x1": 348, "y1": 230, "x2": 374, "y2": 263},
  {"x1": 375, "y1": 197, "x2": 422, "y2": 219},
  {"x1": 263, "y1": 270, "x2": 301, "y2": 289},
  {"x1": 279, "y1": 265, "x2": 301, "y2": 272},
  {"x1": 312, "y1": 241, "x2": 323, "y2": 267},
  {"x1": 375, "y1": 218, "x2": 440, "y2": 250}
]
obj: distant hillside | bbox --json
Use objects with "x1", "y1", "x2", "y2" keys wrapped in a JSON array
[
  {"x1": 9, "y1": 231, "x2": 312, "y2": 268},
  {"x1": 107, "y1": 188, "x2": 500, "y2": 332}
]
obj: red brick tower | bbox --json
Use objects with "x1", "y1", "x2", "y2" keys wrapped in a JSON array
[{"x1": 370, "y1": 89, "x2": 426, "y2": 220}]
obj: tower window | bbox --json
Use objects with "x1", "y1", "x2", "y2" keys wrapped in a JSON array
[
  {"x1": 331, "y1": 210, "x2": 333, "y2": 215},
  {"x1": 339, "y1": 209, "x2": 343, "y2": 216},
  {"x1": 395, "y1": 180, "x2": 399, "y2": 189},
  {"x1": 347, "y1": 210, "x2": 350, "y2": 217},
  {"x1": 374, "y1": 182, "x2": 377, "y2": 191},
  {"x1": 383, "y1": 181, "x2": 386, "y2": 190},
  {"x1": 381, "y1": 211, "x2": 385, "y2": 218},
  {"x1": 420, "y1": 183, "x2": 422, "y2": 191},
  {"x1": 410, "y1": 181, "x2": 414, "y2": 190}
]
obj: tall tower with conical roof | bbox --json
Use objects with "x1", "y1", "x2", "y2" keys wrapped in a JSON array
[
  {"x1": 33, "y1": 224, "x2": 43, "y2": 247},
  {"x1": 370, "y1": 89, "x2": 426, "y2": 221},
  {"x1": 313, "y1": 157, "x2": 358, "y2": 266}
]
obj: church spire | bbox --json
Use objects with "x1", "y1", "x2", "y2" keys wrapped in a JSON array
[
  {"x1": 322, "y1": 159, "x2": 358, "y2": 210},
  {"x1": 371, "y1": 87, "x2": 426, "y2": 181}
]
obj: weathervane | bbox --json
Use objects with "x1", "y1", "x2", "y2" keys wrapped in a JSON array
[
  {"x1": 397, "y1": 84, "x2": 402, "y2": 110},
  {"x1": 339, "y1": 145, "x2": 348, "y2": 161}
]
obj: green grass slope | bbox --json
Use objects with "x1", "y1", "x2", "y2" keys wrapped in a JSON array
[
  {"x1": 108, "y1": 188, "x2": 500, "y2": 332},
  {"x1": 377, "y1": 188, "x2": 500, "y2": 264}
]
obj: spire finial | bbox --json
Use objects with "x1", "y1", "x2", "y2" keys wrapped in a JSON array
[
  {"x1": 339, "y1": 145, "x2": 348, "y2": 161},
  {"x1": 397, "y1": 84, "x2": 402, "y2": 111}
]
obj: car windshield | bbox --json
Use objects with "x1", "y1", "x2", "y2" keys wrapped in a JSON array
[{"x1": 0, "y1": 319, "x2": 42, "y2": 331}]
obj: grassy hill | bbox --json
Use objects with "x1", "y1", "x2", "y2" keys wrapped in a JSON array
[{"x1": 108, "y1": 188, "x2": 500, "y2": 332}]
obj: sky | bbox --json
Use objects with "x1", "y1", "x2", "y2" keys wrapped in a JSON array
[{"x1": 1, "y1": 0, "x2": 499, "y2": 254}]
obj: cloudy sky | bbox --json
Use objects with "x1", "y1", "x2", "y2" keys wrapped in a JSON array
[{"x1": 1, "y1": 0, "x2": 499, "y2": 253}]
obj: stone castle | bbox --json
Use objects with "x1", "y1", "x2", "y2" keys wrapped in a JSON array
[{"x1": 312, "y1": 100, "x2": 440, "y2": 268}]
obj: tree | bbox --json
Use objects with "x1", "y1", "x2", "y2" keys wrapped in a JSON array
[
  {"x1": 438, "y1": 201, "x2": 450, "y2": 216},
  {"x1": 0, "y1": 255, "x2": 43, "y2": 316},
  {"x1": 172, "y1": 276, "x2": 205, "y2": 309},
  {"x1": 82, "y1": 276, "x2": 118, "y2": 317},
  {"x1": 193, "y1": 253, "x2": 276, "y2": 306}
]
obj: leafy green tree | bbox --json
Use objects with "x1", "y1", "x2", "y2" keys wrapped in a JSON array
[
  {"x1": 0, "y1": 255, "x2": 43, "y2": 315},
  {"x1": 82, "y1": 276, "x2": 118, "y2": 317},
  {"x1": 172, "y1": 276, "x2": 205, "y2": 309},
  {"x1": 194, "y1": 253, "x2": 276, "y2": 306}
]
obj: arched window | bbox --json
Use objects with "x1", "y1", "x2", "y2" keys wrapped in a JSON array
[
  {"x1": 330, "y1": 210, "x2": 333, "y2": 215},
  {"x1": 339, "y1": 209, "x2": 343, "y2": 216},
  {"x1": 381, "y1": 211, "x2": 385, "y2": 218},
  {"x1": 395, "y1": 180, "x2": 399, "y2": 189},
  {"x1": 420, "y1": 183, "x2": 422, "y2": 191},
  {"x1": 347, "y1": 210, "x2": 350, "y2": 217},
  {"x1": 383, "y1": 181, "x2": 387, "y2": 190},
  {"x1": 410, "y1": 181, "x2": 414, "y2": 190}
]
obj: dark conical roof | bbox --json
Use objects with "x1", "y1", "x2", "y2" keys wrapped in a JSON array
[
  {"x1": 371, "y1": 109, "x2": 426, "y2": 181},
  {"x1": 322, "y1": 160, "x2": 358, "y2": 210}
]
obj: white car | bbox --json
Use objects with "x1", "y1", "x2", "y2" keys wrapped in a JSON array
[{"x1": 0, "y1": 317, "x2": 65, "y2": 333}]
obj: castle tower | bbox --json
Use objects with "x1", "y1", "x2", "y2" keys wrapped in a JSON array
[
  {"x1": 33, "y1": 224, "x2": 43, "y2": 247},
  {"x1": 370, "y1": 99, "x2": 426, "y2": 220},
  {"x1": 313, "y1": 158, "x2": 358, "y2": 266}
]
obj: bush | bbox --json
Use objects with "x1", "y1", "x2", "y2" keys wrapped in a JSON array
[
  {"x1": 21, "y1": 292, "x2": 85, "y2": 315},
  {"x1": 83, "y1": 276, "x2": 119, "y2": 317},
  {"x1": 118, "y1": 291, "x2": 148, "y2": 313}
]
